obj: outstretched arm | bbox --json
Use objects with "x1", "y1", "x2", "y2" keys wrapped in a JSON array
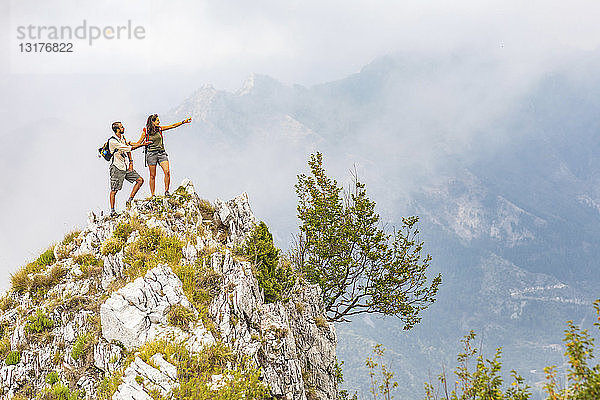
[
  {"x1": 131, "y1": 130, "x2": 148, "y2": 145},
  {"x1": 161, "y1": 117, "x2": 192, "y2": 132},
  {"x1": 128, "y1": 140, "x2": 151, "y2": 150}
]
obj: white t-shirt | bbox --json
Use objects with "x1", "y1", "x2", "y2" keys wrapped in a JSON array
[{"x1": 108, "y1": 134, "x2": 133, "y2": 171}]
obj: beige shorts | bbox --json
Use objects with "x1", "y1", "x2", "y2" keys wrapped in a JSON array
[{"x1": 110, "y1": 164, "x2": 141, "y2": 192}]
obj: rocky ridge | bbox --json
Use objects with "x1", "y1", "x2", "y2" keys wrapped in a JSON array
[{"x1": 0, "y1": 179, "x2": 338, "y2": 399}]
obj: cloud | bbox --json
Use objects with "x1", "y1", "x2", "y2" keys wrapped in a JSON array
[{"x1": 3, "y1": 0, "x2": 600, "y2": 290}]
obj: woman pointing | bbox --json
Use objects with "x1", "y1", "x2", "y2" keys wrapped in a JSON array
[{"x1": 138, "y1": 114, "x2": 191, "y2": 197}]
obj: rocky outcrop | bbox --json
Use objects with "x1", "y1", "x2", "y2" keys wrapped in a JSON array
[{"x1": 0, "y1": 179, "x2": 338, "y2": 400}]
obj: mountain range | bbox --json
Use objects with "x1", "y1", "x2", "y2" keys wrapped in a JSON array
[{"x1": 160, "y1": 53, "x2": 600, "y2": 398}]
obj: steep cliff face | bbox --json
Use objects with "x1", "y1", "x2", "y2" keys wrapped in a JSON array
[{"x1": 0, "y1": 180, "x2": 338, "y2": 400}]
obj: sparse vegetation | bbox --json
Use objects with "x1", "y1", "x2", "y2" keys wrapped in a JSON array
[
  {"x1": 197, "y1": 199, "x2": 215, "y2": 220},
  {"x1": 172, "y1": 261, "x2": 221, "y2": 337},
  {"x1": 73, "y1": 253, "x2": 103, "y2": 279},
  {"x1": 101, "y1": 237, "x2": 125, "y2": 256},
  {"x1": 61, "y1": 231, "x2": 81, "y2": 246},
  {"x1": 11, "y1": 246, "x2": 59, "y2": 293},
  {"x1": 239, "y1": 221, "x2": 296, "y2": 303},
  {"x1": 167, "y1": 304, "x2": 197, "y2": 331},
  {"x1": 71, "y1": 333, "x2": 92, "y2": 361}
]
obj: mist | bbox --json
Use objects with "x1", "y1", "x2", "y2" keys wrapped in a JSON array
[{"x1": 3, "y1": 0, "x2": 600, "y2": 292}]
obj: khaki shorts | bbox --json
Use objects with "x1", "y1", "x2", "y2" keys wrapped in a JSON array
[
  {"x1": 110, "y1": 164, "x2": 141, "y2": 192},
  {"x1": 146, "y1": 150, "x2": 169, "y2": 166}
]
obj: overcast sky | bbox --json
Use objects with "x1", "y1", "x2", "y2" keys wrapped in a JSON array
[{"x1": 2, "y1": 0, "x2": 600, "y2": 291}]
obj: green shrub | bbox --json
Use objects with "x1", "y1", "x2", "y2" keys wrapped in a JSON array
[
  {"x1": 36, "y1": 247, "x2": 56, "y2": 268},
  {"x1": 5, "y1": 350, "x2": 21, "y2": 365},
  {"x1": 240, "y1": 222, "x2": 295, "y2": 303},
  {"x1": 46, "y1": 371, "x2": 60, "y2": 385},
  {"x1": 25, "y1": 309, "x2": 54, "y2": 334},
  {"x1": 71, "y1": 333, "x2": 91, "y2": 361},
  {"x1": 167, "y1": 305, "x2": 197, "y2": 330}
]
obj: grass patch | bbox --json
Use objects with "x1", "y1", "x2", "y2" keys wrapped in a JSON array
[
  {"x1": 39, "y1": 381, "x2": 83, "y2": 400},
  {"x1": 197, "y1": 199, "x2": 215, "y2": 220},
  {"x1": 11, "y1": 246, "x2": 59, "y2": 293},
  {"x1": 167, "y1": 305, "x2": 197, "y2": 331},
  {"x1": 46, "y1": 371, "x2": 60, "y2": 385},
  {"x1": 172, "y1": 261, "x2": 221, "y2": 337},
  {"x1": 101, "y1": 237, "x2": 124, "y2": 256},
  {"x1": 0, "y1": 335, "x2": 10, "y2": 358},
  {"x1": 73, "y1": 253, "x2": 103, "y2": 279},
  {"x1": 12, "y1": 264, "x2": 67, "y2": 299},
  {"x1": 62, "y1": 231, "x2": 81, "y2": 246},
  {"x1": 134, "y1": 339, "x2": 269, "y2": 399},
  {"x1": 122, "y1": 228, "x2": 184, "y2": 281}
]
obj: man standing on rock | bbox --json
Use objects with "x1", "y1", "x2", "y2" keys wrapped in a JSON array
[{"x1": 108, "y1": 121, "x2": 150, "y2": 217}]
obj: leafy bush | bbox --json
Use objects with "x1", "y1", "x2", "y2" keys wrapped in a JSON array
[
  {"x1": 25, "y1": 309, "x2": 54, "y2": 334},
  {"x1": 239, "y1": 222, "x2": 295, "y2": 303},
  {"x1": 5, "y1": 350, "x2": 21, "y2": 365},
  {"x1": 543, "y1": 299, "x2": 600, "y2": 399}
]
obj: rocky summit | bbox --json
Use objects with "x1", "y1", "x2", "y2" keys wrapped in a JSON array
[{"x1": 0, "y1": 179, "x2": 338, "y2": 399}]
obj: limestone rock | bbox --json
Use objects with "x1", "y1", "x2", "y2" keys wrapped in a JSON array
[
  {"x1": 100, "y1": 265, "x2": 195, "y2": 350},
  {"x1": 214, "y1": 192, "x2": 257, "y2": 246},
  {"x1": 0, "y1": 179, "x2": 338, "y2": 400}
]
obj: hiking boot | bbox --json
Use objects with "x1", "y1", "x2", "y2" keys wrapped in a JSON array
[
  {"x1": 164, "y1": 191, "x2": 170, "y2": 197},
  {"x1": 126, "y1": 199, "x2": 132, "y2": 209},
  {"x1": 110, "y1": 210, "x2": 119, "y2": 218}
]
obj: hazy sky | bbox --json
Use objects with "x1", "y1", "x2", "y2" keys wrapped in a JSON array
[{"x1": 2, "y1": 0, "x2": 600, "y2": 291}]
